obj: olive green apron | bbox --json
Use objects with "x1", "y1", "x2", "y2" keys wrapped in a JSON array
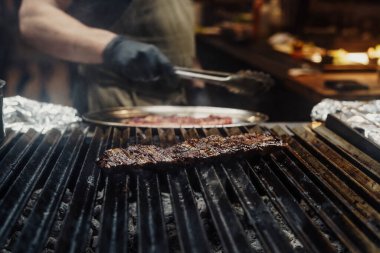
[{"x1": 73, "y1": 0, "x2": 195, "y2": 112}]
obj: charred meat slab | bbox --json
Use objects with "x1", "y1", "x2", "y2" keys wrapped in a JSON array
[{"x1": 96, "y1": 133, "x2": 284, "y2": 172}]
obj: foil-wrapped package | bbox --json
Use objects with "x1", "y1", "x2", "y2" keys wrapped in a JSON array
[
  {"x1": 3, "y1": 96, "x2": 82, "y2": 132},
  {"x1": 311, "y1": 98, "x2": 380, "y2": 145}
]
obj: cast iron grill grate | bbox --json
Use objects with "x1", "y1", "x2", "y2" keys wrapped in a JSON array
[{"x1": 0, "y1": 122, "x2": 379, "y2": 253}]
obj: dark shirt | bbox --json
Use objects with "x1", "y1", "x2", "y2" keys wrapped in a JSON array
[
  {"x1": 70, "y1": 0, "x2": 194, "y2": 111},
  {"x1": 68, "y1": 0, "x2": 132, "y2": 29}
]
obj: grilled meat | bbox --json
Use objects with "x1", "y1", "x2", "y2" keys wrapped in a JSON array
[
  {"x1": 121, "y1": 114, "x2": 233, "y2": 126},
  {"x1": 97, "y1": 133, "x2": 284, "y2": 172}
]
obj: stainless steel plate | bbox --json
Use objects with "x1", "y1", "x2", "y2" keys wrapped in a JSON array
[{"x1": 82, "y1": 106, "x2": 268, "y2": 128}]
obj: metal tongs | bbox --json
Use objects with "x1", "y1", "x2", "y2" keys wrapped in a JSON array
[{"x1": 174, "y1": 67, "x2": 274, "y2": 95}]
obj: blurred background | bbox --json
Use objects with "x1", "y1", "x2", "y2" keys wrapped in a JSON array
[{"x1": 1, "y1": 0, "x2": 380, "y2": 121}]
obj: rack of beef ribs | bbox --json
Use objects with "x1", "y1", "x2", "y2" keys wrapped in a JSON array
[{"x1": 96, "y1": 132, "x2": 285, "y2": 172}]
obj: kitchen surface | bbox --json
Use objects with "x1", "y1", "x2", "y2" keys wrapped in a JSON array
[
  {"x1": 194, "y1": 0, "x2": 380, "y2": 121},
  {"x1": 0, "y1": 1, "x2": 379, "y2": 253}
]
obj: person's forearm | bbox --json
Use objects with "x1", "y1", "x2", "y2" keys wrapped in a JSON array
[{"x1": 19, "y1": 0, "x2": 116, "y2": 64}]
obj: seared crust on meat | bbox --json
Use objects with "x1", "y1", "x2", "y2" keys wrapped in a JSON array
[{"x1": 96, "y1": 133, "x2": 284, "y2": 172}]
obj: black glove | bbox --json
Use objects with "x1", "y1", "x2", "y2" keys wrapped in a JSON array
[{"x1": 102, "y1": 35, "x2": 178, "y2": 89}]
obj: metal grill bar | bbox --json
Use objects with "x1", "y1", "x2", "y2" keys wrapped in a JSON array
[
  {"x1": 136, "y1": 127, "x2": 153, "y2": 145},
  {"x1": 166, "y1": 171, "x2": 210, "y2": 253},
  {"x1": 271, "y1": 149, "x2": 379, "y2": 252},
  {"x1": 290, "y1": 126, "x2": 380, "y2": 209},
  {"x1": 179, "y1": 128, "x2": 253, "y2": 253},
  {"x1": 201, "y1": 127, "x2": 294, "y2": 252},
  {"x1": 226, "y1": 126, "x2": 246, "y2": 136},
  {"x1": 202, "y1": 127, "x2": 223, "y2": 137},
  {"x1": 248, "y1": 160, "x2": 335, "y2": 253},
  {"x1": 0, "y1": 129, "x2": 40, "y2": 192},
  {"x1": 274, "y1": 127, "x2": 380, "y2": 240},
  {"x1": 157, "y1": 128, "x2": 178, "y2": 147},
  {"x1": 195, "y1": 165, "x2": 252, "y2": 253},
  {"x1": 12, "y1": 128, "x2": 85, "y2": 253},
  {"x1": 98, "y1": 128, "x2": 129, "y2": 253},
  {"x1": 0, "y1": 129, "x2": 62, "y2": 247},
  {"x1": 135, "y1": 127, "x2": 168, "y2": 253},
  {"x1": 219, "y1": 161, "x2": 294, "y2": 253},
  {"x1": 326, "y1": 114, "x2": 380, "y2": 162},
  {"x1": 55, "y1": 127, "x2": 107, "y2": 253},
  {"x1": 98, "y1": 174, "x2": 129, "y2": 253},
  {"x1": 180, "y1": 127, "x2": 199, "y2": 140},
  {"x1": 313, "y1": 125, "x2": 380, "y2": 182},
  {"x1": 0, "y1": 129, "x2": 18, "y2": 157},
  {"x1": 137, "y1": 174, "x2": 168, "y2": 253},
  {"x1": 156, "y1": 128, "x2": 210, "y2": 253}
]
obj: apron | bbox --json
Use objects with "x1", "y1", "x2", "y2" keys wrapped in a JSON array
[{"x1": 70, "y1": 0, "x2": 195, "y2": 113}]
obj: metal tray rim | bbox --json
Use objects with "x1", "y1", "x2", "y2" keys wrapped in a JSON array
[{"x1": 82, "y1": 106, "x2": 268, "y2": 128}]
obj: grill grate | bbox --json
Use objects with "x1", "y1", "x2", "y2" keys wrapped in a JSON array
[{"x1": 0, "y1": 123, "x2": 379, "y2": 253}]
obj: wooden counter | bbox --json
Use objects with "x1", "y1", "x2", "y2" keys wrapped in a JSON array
[
  {"x1": 292, "y1": 72, "x2": 380, "y2": 102},
  {"x1": 197, "y1": 35, "x2": 380, "y2": 104}
]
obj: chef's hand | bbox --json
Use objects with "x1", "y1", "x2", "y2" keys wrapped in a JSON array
[{"x1": 103, "y1": 35, "x2": 178, "y2": 89}]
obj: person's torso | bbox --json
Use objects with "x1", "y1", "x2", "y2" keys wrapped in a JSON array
[
  {"x1": 69, "y1": 0, "x2": 195, "y2": 63},
  {"x1": 111, "y1": 0, "x2": 195, "y2": 67},
  {"x1": 70, "y1": 0, "x2": 195, "y2": 111},
  {"x1": 68, "y1": 0, "x2": 131, "y2": 29}
]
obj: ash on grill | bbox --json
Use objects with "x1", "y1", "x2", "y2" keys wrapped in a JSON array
[{"x1": 4, "y1": 188, "x2": 346, "y2": 253}]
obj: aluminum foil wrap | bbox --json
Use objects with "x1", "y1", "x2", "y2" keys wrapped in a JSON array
[
  {"x1": 311, "y1": 98, "x2": 380, "y2": 145},
  {"x1": 3, "y1": 96, "x2": 82, "y2": 132}
]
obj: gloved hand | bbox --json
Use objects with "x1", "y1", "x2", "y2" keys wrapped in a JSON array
[{"x1": 102, "y1": 35, "x2": 178, "y2": 89}]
